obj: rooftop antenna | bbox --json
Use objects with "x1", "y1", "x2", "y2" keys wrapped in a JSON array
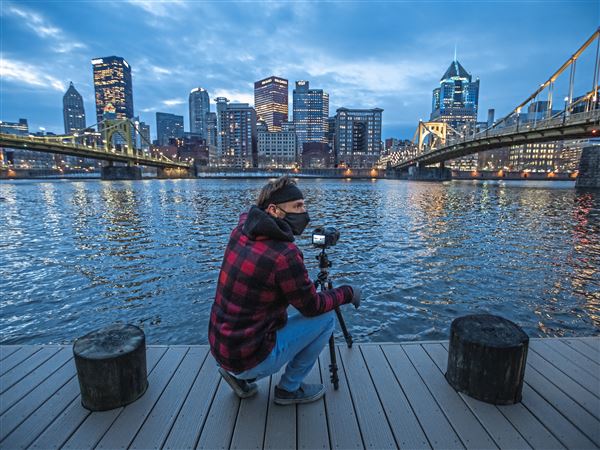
[{"x1": 454, "y1": 43, "x2": 458, "y2": 62}]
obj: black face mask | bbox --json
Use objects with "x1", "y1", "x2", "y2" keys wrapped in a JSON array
[{"x1": 283, "y1": 211, "x2": 310, "y2": 236}]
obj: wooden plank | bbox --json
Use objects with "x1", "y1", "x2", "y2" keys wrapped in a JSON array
[
  {"x1": 530, "y1": 341, "x2": 599, "y2": 395},
  {"x1": 263, "y1": 366, "x2": 296, "y2": 450},
  {"x1": 574, "y1": 337, "x2": 600, "y2": 353},
  {"x1": 62, "y1": 348, "x2": 177, "y2": 449},
  {"x1": 0, "y1": 376, "x2": 79, "y2": 449},
  {"x1": 319, "y1": 347, "x2": 362, "y2": 450},
  {"x1": 129, "y1": 347, "x2": 208, "y2": 449},
  {"x1": 230, "y1": 377, "x2": 271, "y2": 449},
  {"x1": 382, "y1": 345, "x2": 464, "y2": 449},
  {"x1": 543, "y1": 339, "x2": 600, "y2": 377},
  {"x1": 297, "y1": 359, "x2": 329, "y2": 450},
  {"x1": 162, "y1": 354, "x2": 219, "y2": 449},
  {"x1": 403, "y1": 344, "x2": 497, "y2": 449},
  {"x1": 0, "y1": 346, "x2": 60, "y2": 392},
  {"x1": 0, "y1": 347, "x2": 69, "y2": 414},
  {"x1": 527, "y1": 350, "x2": 600, "y2": 419},
  {"x1": 0, "y1": 346, "x2": 20, "y2": 361},
  {"x1": 196, "y1": 379, "x2": 240, "y2": 449},
  {"x1": 525, "y1": 365, "x2": 600, "y2": 446},
  {"x1": 94, "y1": 346, "x2": 188, "y2": 449},
  {"x1": 0, "y1": 346, "x2": 39, "y2": 377},
  {"x1": 361, "y1": 345, "x2": 430, "y2": 449},
  {"x1": 338, "y1": 345, "x2": 397, "y2": 449},
  {"x1": 521, "y1": 383, "x2": 596, "y2": 449},
  {"x1": 0, "y1": 355, "x2": 75, "y2": 441},
  {"x1": 562, "y1": 338, "x2": 600, "y2": 362},
  {"x1": 438, "y1": 342, "x2": 563, "y2": 449},
  {"x1": 423, "y1": 343, "x2": 530, "y2": 450},
  {"x1": 28, "y1": 346, "x2": 166, "y2": 450}
]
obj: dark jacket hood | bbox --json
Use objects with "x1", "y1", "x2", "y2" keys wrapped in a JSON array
[{"x1": 241, "y1": 205, "x2": 295, "y2": 242}]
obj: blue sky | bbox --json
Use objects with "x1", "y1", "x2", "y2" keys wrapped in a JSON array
[{"x1": 1, "y1": 0, "x2": 598, "y2": 140}]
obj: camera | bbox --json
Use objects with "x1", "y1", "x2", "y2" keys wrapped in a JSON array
[{"x1": 312, "y1": 227, "x2": 340, "y2": 249}]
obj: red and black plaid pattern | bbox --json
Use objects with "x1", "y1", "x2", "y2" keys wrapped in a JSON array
[{"x1": 209, "y1": 212, "x2": 353, "y2": 373}]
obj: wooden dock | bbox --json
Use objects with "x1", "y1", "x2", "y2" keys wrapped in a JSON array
[{"x1": 1, "y1": 337, "x2": 598, "y2": 449}]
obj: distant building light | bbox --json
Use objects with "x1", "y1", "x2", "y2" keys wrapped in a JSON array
[{"x1": 91, "y1": 58, "x2": 103, "y2": 65}]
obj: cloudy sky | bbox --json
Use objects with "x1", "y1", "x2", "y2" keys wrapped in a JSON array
[{"x1": 1, "y1": 0, "x2": 598, "y2": 140}]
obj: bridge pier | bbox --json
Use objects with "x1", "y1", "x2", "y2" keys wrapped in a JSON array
[
  {"x1": 101, "y1": 165, "x2": 142, "y2": 180},
  {"x1": 576, "y1": 145, "x2": 600, "y2": 189},
  {"x1": 156, "y1": 166, "x2": 196, "y2": 179},
  {"x1": 390, "y1": 164, "x2": 451, "y2": 181}
]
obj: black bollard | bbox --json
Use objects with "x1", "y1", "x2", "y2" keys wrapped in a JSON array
[
  {"x1": 73, "y1": 324, "x2": 148, "y2": 411},
  {"x1": 445, "y1": 314, "x2": 529, "y2": 405}
]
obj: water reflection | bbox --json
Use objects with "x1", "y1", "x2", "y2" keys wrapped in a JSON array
[{"x1": 0, "y1": 178, "x2": 598, "y2": 345}]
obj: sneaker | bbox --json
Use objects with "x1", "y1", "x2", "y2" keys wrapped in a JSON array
[
  {"x1": 218, "y1": 367, "x2": 258, "y2": 399},
  {"x1": 274, "y1": 383, "x2": 326, "y2": 405}
]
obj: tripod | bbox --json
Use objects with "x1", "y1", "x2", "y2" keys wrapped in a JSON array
[{"x1": 314, "y1": 248, "x2": 353, "y2": 390}]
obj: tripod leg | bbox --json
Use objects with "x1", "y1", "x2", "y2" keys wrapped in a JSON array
[
  {"x1": 334, "y1": 307, "x2": 353, "y2": 348},
  {"x1": 328, "y1": 334, "x2": 339, "y2": 390}
]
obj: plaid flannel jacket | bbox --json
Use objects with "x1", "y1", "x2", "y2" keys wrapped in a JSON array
[{"x1": 208, "y1": 207, "x2": 353, "y2": 373}]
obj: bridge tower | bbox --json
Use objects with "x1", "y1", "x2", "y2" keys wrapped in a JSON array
[
  {"x1": 415, "y1": 121, "x2": 448, "y2": 151},
  {"x1": 101, "y1": 119, "x2": 136, "y2": 156}
]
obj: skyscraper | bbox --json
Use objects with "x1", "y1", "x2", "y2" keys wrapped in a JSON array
[
  {"x1": 92, "y1": 56, "x2": 134, "y2": 125},
  {"x1": 214, "y1": 98, "x2": 257, "y2": 168},
  {"x1": 292, "y1": 81, "x2": 329, "y2": 150},
  {"x1": 430, "y1": 59, "x2": 479, "y2": 129},
  {"x1": 63, "y1": 82, "x2": 86, "y2": 134},
  {"x1": 335, "y1": 108, "x2": 383, "y2": 168},
  {"x1": 189, "y1": 87, "x2": 210, "y2": 137},
  {"x1": 254, "y1": 76, "x2": 288, "y2": 132},
  {"x1": 156, "y1": 112, "x2": 184, "y2": 146}
]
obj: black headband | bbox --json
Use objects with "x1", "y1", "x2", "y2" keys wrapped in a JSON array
[{"x1": 264, "y1": 184, "x2": 303, "y2": 207}]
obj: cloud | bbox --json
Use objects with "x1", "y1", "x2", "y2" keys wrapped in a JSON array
[
  {"x1": 212, "y1": 89, "x2": 254, "y2": 105},
  {"x1": 4, "y1": 3, "x2": 87, "y2": 54},
  {"x1": 162, "y1": 98, "x2": 186, "y2": 106},
  {"x1": 126, "y1": 0, "x2": 187, "y2": 17},
  {"x1": 1, "y1": 58, "x2": 65, "y2": 92}
]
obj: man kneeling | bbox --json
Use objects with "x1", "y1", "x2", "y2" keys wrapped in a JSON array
[{"x1": 208, "y1": 176, "x2": 361, "y2": 405}]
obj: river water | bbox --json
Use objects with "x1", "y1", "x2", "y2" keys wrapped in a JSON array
[{"x1": 1, "y1": 178, "x2": 598, "y2": 345}]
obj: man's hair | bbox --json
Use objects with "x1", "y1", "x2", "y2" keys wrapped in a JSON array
[{"x1": 257, "y1": 176, "x2": 297, "y2": 209}]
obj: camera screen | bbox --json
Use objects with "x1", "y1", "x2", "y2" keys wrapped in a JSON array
[{"x1": 313, "y1": 234, "x2": 326, "y2": 245}]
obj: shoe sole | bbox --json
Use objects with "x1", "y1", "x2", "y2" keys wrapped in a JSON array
[
  {"x1": 218, "y1": 367, "x2": 258, "y2": 399},
  {"x1": 273, "y1": 388, "x2": 326, "y2": 405}
]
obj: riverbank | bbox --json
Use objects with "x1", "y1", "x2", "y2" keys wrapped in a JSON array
[{"x1": 0, "y1": 167, "x2": 581, "y2": 181}]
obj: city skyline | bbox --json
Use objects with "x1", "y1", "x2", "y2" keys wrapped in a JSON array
[{"x1": 1, "y1": 1, "x2": 597, "y2": 140}]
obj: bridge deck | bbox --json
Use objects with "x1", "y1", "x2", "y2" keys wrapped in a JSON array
[{"x1": 0, "y1": 337, "x2": 598, "y2": 449}]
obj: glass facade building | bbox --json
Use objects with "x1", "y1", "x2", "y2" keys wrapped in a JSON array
[
  {"x1": 156, "y1": 112, "x2": 184, "y2": 146},
  {"x1": 189, "y1": 87, "x2": 210, "y2": 138},
  {"x1": 92, "y1": 56, "x2": 134, "y2": 126},
  {"x1": 254, "y1": 76, "x2": 288, "y2": 132},
  {"x1": 292, "y1": 81, "x2": 329, "y2": 149},
  {"x1": 334, "y1": 108, "x2": 383, "y2": 168},
  {"x1": 431, "y1": 59, "x2": 479, "y2": 130},
  {"x1": 63, "y1": 82, "x2": 86, "y2": 134}
]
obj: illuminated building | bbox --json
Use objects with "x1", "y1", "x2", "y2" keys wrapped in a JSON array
[
  {"x1": 431, "y1": 59, "x2": 479, "y2": 128},
  {"x1": 292, "y1": 81, "x2": 329, "y2": 149},
  {"x1": 63, "y1": 82, "x2": 86, "y2": 134},
  {"x1": 334, "y1": 108, "x2": 383, "y2": 168},
  {"x1": 214, "y1": 98, "x2": 257, "y2": 168},
  {"x1": 91, "y1": 56, "x2": 134, "y2": 125},
  {"x1": 135, "y1": 119, "x2": 151, "y2": 151},
  {"x1": 257, "y1": 121, "x2": 297, "y2": 168},
  {"x1": 189, "y1": 87, "x2": 210, "y2": 137},
  {"x1": 156, "y1": 112, "x2": 184, "y2": 146},
  {"x1": 1, "y1": 119, "x2": 55, "y2": 169},
  {"x1": 254, "y1": 76, "x2": 288, "y2": 132}
]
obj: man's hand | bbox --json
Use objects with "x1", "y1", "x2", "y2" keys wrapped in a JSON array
[{"x1": 350, "y1": 286, "x2": 362, "y2": 309}]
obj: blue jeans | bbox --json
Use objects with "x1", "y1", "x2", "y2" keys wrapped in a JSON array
[{"x1": 234, "y1": 308, "x2": 335, "y2": 392}]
